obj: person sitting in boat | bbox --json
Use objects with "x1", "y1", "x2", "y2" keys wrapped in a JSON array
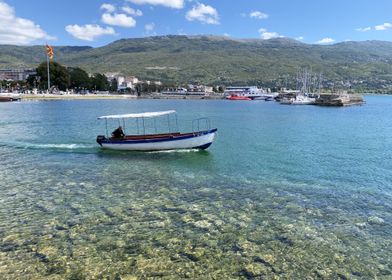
[{"x1": 111, "y1": 126, "x2": 125, "y2": 138}]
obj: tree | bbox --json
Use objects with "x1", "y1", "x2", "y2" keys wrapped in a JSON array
[
  {"x1": 135, "y1": 82, "x2": 152, "y2": 95},
  {"x1": 109, "y1": 78, "x2": 118, "y2": 92},
  {"x1": 69, "y1": 67, "x2": 90, "y2": 91},
  {"x1": 36, "y1": 61, "x2": 70, "y2": 91},
  {"x1": 90, "y1": 73, "x2": 109, "y2": 91},
  {"x1": 26, "y1": 74, "x2": 38, "y2": 88}
]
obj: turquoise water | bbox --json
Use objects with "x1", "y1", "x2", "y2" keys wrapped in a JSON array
[{"x1": 0, "y1": 97, "x2": 391, "y2": 279}]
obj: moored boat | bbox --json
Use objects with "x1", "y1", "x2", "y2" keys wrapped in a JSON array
[
  {"x1": 224, "y1": 86, "x2": 266, "y2": 100},
  {"x1": 280, "y1": 94, "x2": 316, "y2": 105},
  {"x1": 227, "y1": 95, "x2": 251, "y2": 100},
  {"x1": 0, "y1": 94, "x2": 21, "y2": 102},
  {"x1": 253, "y1": 92, "x2": 278, "y2": 101},
  {"x1": 291, "y1": 94, "x2": 316, "y2": 105},
  {"x1": 96, "y1": 110, "x2": 217, "y2": 151}
]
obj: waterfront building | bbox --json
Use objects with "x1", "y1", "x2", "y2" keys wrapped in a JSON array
[
  {"x1": 107, "y1": 74, "x2": 140, "y2": 90},
  {"x1": 0, "y1": 69, "x2": 36, "y2": 81}
]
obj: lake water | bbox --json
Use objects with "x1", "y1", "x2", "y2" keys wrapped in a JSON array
[{"x1": 0, "y1": 96, "x2": 391, "y2": 279}]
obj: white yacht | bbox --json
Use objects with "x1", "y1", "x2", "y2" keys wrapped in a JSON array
[
  {"x1": 291, "y1": 94, "x2": 316, "y2": 105},
  {"x1": 280, "y1": 94, "x2": 316, "y2": 105}
]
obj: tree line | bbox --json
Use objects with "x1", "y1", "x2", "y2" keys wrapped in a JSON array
[
  {"x1": 21, "y1": 61, "x2": 225, "y2": 94},
  {"x1": 27, "y1": 61, "x2": 117, "y2": 92}
]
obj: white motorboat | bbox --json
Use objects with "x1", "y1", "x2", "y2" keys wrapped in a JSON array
[
  {"x1": 280, "y1": 94, "x2": 316, "y2": 105},
  {"x1": 291, "y1": 94, "x2": 316, "y2": 105},
  {"x1": 96, "y1": 110, "x2": 217, "y2": 151}
]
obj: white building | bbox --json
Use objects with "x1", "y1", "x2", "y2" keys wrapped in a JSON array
[
  {"x1": 111, "y1": 75, "x2": 140, "y2": 90},
  {"x1": 0, "y1": 69, "x2": 36, "y2": 81},
  {"x1": 188, "y1": 84, "x2": 214, "y2": 93}
]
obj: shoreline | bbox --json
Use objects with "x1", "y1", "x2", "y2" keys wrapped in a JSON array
[
  {"x1": 18, "y1": 93, "x2": 224, "y2": 101},
  {"x1": 4, "y1": 92, "x2": 381, "y2": 102},
  {"x1": 20, "y1": 94, "x2": 138, "y2": 100}
]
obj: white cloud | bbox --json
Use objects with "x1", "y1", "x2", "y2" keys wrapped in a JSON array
[
  {"x1": 356, "y1": 27, "x2": 371, "y2": 32},
  {"x1": 258, "y1": 28, "x2": 282, "y2": 40},
  {"x1": 186, "y1": 3, "x2": 219, "y2": 24},
  {"x1": 0, "y1": 2, "x2": 53, "y2": 45},
  {"x1": 122, "y1": 6, "x2": 143, "y2": 16},
  {"x1": 126, "y1": 0, "x2": 184, "y2": 9},
  {"x1": 144, "y1": 22, "x2": 156, "y2": 35},
  {"x1": 223, "y1": 33, "x2": 230, "y2": 37},
  {"x1": 296, "y1": 36, "x2": 304, "y2": 40},
  {"x1": 375, "y1": 22, "x2": 392, "y2": 31},
  {"x1": 65, "y1": 24, "x2": 115, "y2": 41},
  {"x1": 101, "y1": 3, "x2": 116, "y2": 13},
  {"x1": 316, "y1": 37, "x2": 335, "y2": 44},
  {"x1": 249, "y1": 11, "x2": 269, "y2": 19},
  {"x1": 145, "y1": 22, "x2": 155, "y2": 32},
  {"x1": 102, "y1": 13, "x2": 136, "y2": 27}
]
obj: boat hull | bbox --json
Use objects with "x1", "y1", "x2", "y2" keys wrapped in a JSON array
[
  {"x1": 97, "y1": 129, "x2": 217, "y2": 151},
  {"x1": 0, "y1": 96, "x2": 20, "y2": 102},
  {"x1": 227, "y1": 95, "x2": 251, "y2": 100},
  {"x1": 291, "y1": 100, "x2": 315, "y2": 105}
]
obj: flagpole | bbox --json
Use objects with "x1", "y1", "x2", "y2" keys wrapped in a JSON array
[{"x1": 46, "y1": 52, "x2": 50, "y2": 93}]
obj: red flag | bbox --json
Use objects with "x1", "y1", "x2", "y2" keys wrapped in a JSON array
[{"x1": 46, "y1": 44, "x2": 53, "y2": 60}]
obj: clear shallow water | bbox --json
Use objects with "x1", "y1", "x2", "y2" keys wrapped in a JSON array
[{"x1": 0, "y1": 97, "x2": 391, "y2": 279}]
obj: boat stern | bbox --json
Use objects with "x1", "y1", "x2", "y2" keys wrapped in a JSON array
[{"x1": 96, "y1": 135, "x2": 106, "y2": 146}]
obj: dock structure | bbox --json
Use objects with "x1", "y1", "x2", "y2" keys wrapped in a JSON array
[{"x1": 315, "y1": 93, "x2": 365, "y2": 106}]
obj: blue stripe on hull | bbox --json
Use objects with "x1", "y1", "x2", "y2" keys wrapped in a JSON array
[
  {"x1": 192, "y1": 142, "x2": 212, "y2": 150},
  {"x1": 98, "y1": 129, "x2": 217, "y2": 145}
]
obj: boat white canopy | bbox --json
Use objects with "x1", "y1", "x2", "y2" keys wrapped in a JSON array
[{"x1": 98, "y1": 110, "x2": 176, "y2": 120}]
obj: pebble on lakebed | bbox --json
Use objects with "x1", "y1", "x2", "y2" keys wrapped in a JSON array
[{"x1": 367, "y1": 216, "x2": 385, "y2": 225}]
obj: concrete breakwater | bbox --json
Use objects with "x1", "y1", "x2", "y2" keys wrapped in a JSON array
[{"x1": 315, "y1": 93, "x2": 365, "y2": 106}]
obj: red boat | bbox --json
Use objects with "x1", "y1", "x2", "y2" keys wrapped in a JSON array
[{"x1": 227, "y1": 95, "x2": 252, "y2": 100}]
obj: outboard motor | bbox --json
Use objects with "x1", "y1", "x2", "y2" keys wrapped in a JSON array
[{"x1": 96, "y1": 135, "x2": 106, "y2": 146}]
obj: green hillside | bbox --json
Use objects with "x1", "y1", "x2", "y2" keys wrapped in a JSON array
[{"x1": 1, "y1": 35, "x2": 392, "y2": 91}]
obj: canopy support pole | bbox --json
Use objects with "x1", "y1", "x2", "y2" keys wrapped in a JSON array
[
  {"x1": 167, "y1": 115, "x2": 171, "y2": 133},
  {"x1": 142, "y1": 117, "x2": 145, "y2": 135},
  {"x1": 175, "y1": 114, "x2": 178, "y2": 132}
]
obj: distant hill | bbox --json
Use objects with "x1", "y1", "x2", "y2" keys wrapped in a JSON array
[{"x1": 1, "y1": 35, "x2": 392, "y2": 91}]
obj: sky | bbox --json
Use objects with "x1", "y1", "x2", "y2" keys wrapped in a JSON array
[{"x1": 1, "y1": 0, "x2": 392, "y2": 47}]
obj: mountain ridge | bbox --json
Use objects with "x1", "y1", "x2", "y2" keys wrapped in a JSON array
[{"x1": 1, "y1": 35, "x2": 392, "y2": 91}]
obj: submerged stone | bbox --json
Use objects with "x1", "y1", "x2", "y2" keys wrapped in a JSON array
[
  {"x1": 55, "y1": 225, "x2": 67, "y2": 231},
  {"x1": 121, "y1": 275, "x2": 138, "y2": 280},
  {"x1": 242, "y1": 263, "x2": 269, "y2": 278},
  {"x1": 367, "y1": 216, "x2": 385, "y2": 225},
  {"x1": 355, "y1": 222, "x2": 367, "y2": 229},
  {"x1": 193, "y1": 220, "x2": 213, "y2": 230}
]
